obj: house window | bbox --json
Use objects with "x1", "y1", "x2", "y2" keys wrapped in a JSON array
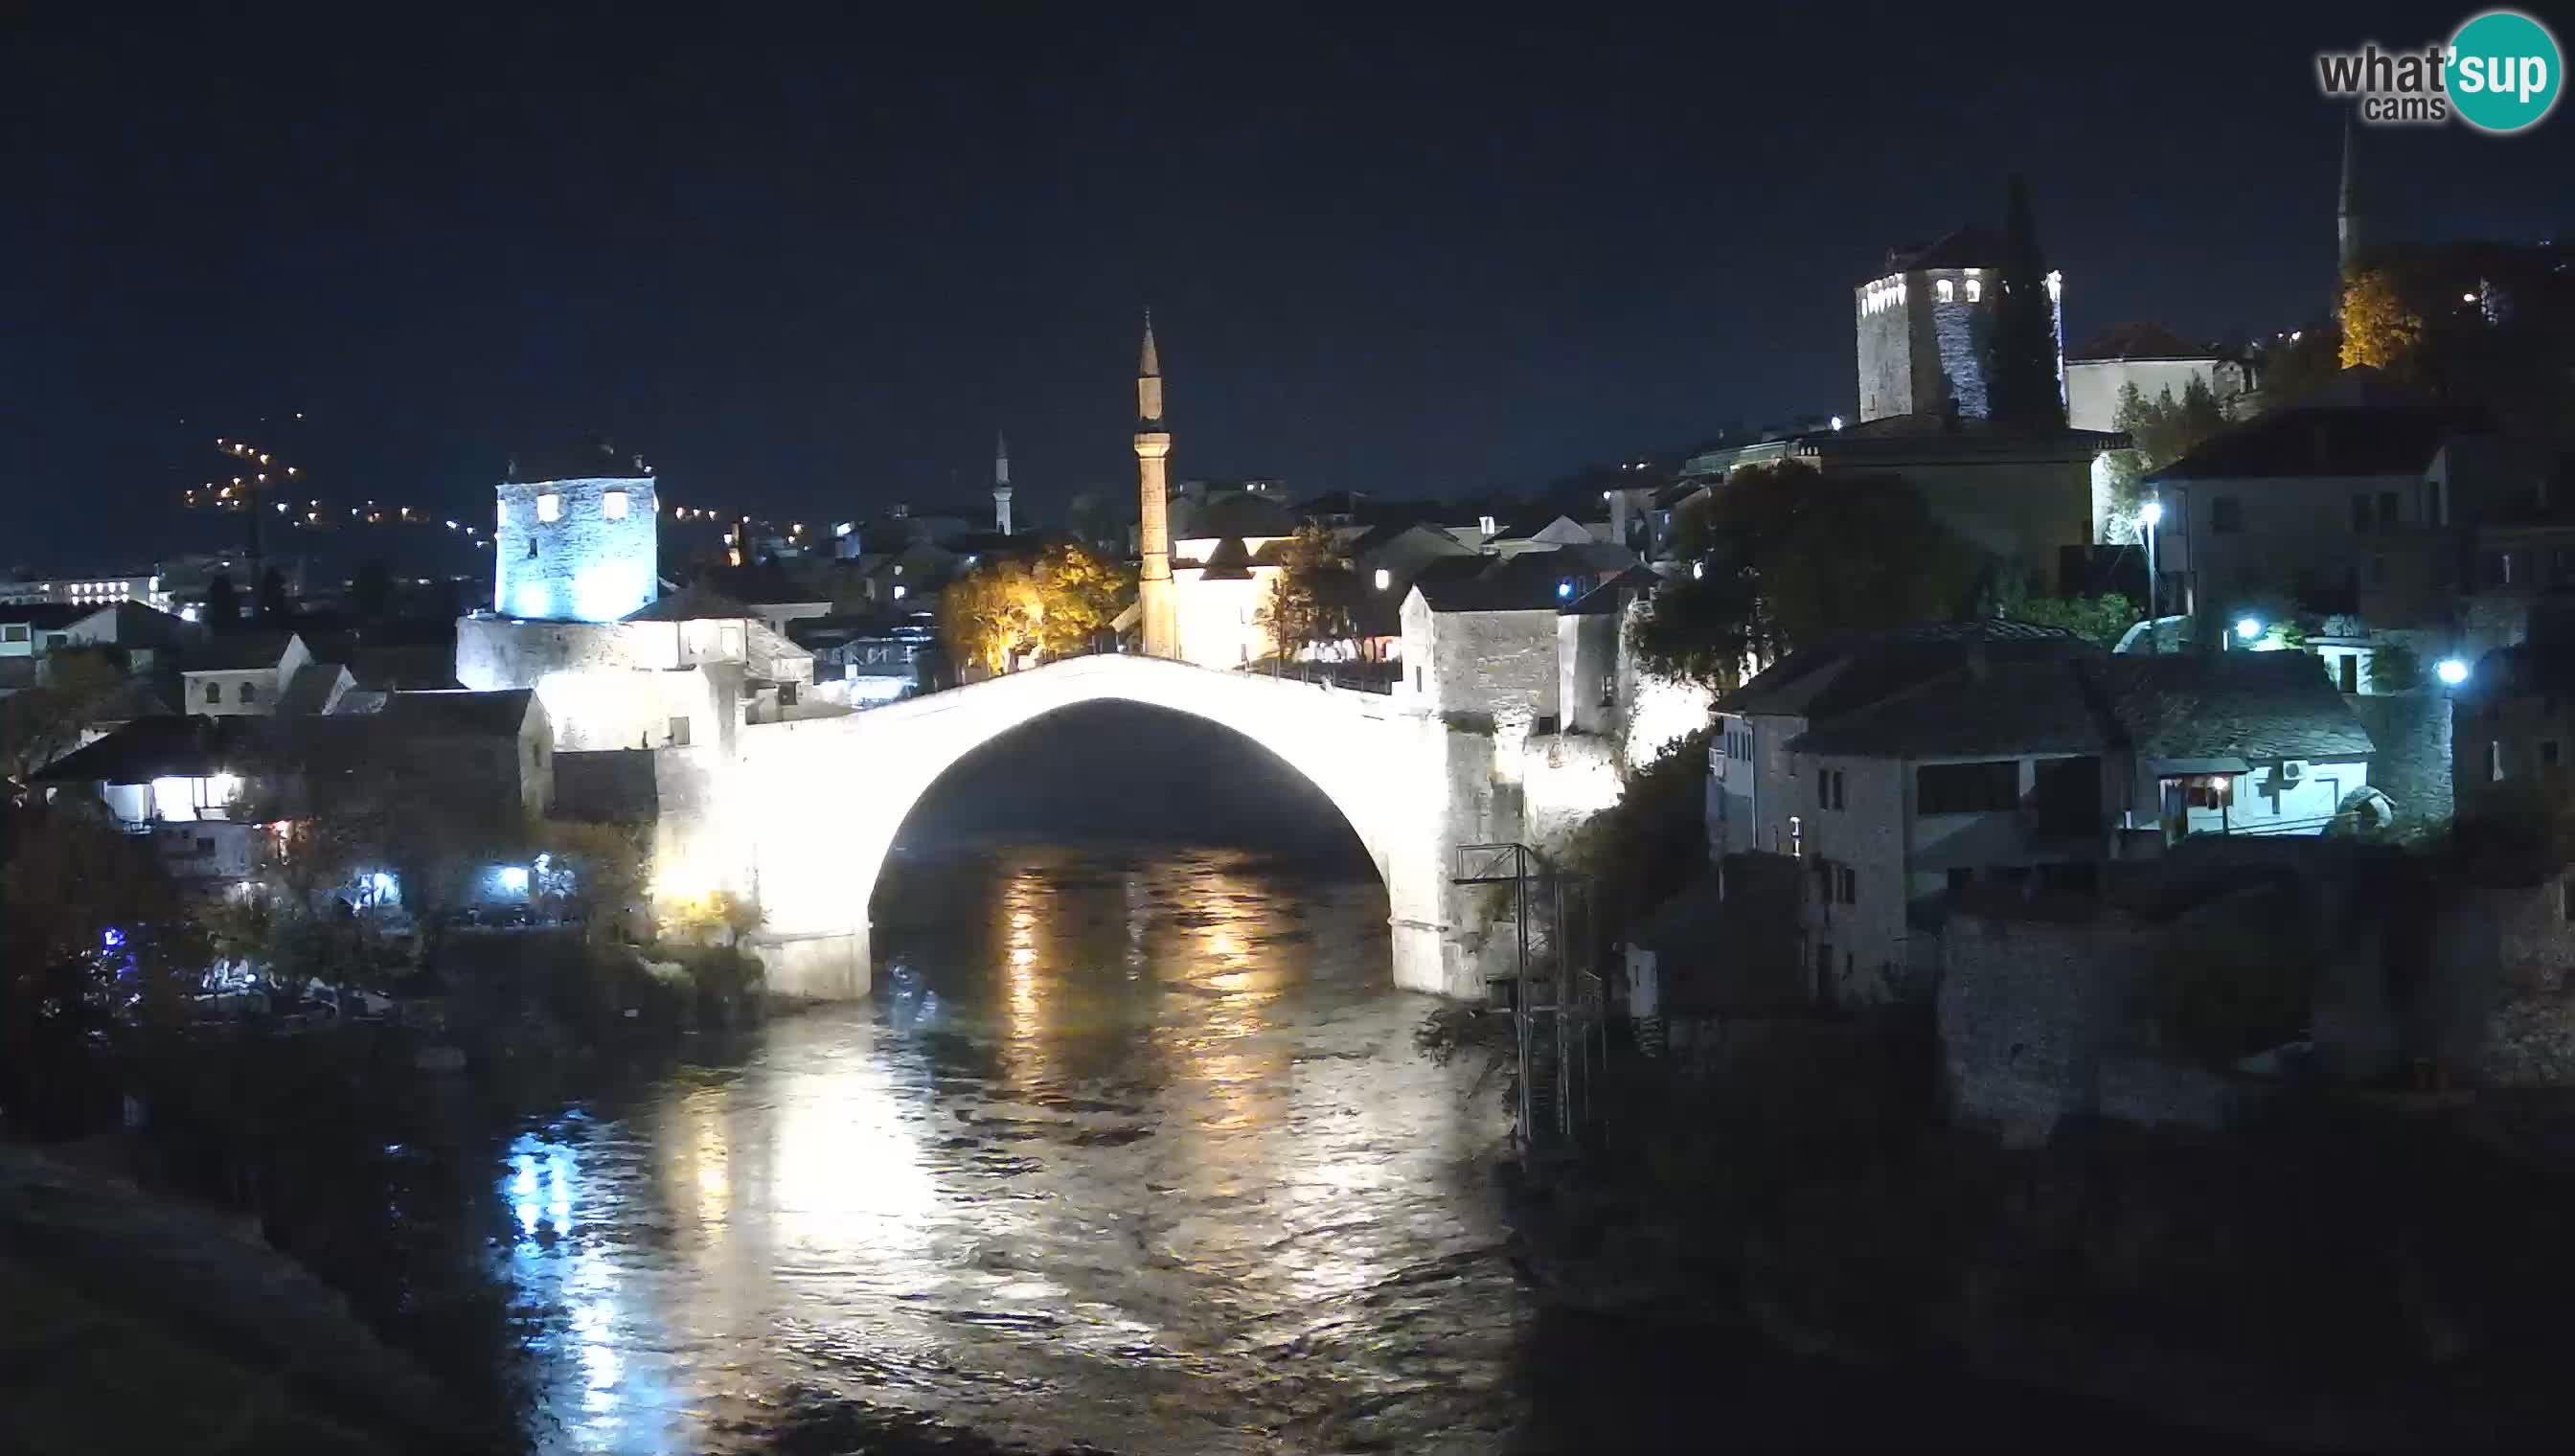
[
  {"x1": 2378, "y1": 490, "x2": 2401, "y2": 527},
  {"x1": 2545, "y1": 739, "x2": 2563, "y2": 769},
  {"x1": 1599, "y1": 674, "x2": 1615, "y2": 707},
  {"x1": 1936, "y1": 278, "x2": 1955, "y2": 303},
  {"x1": 1836, "y1": 863, "x2": 1857, "y2": 904},
  {"x1": 2338, "y1": 654, "x2": 2359, "y2": 694},
  {"x1": 1413, "y1": 667, "x2": 1424, "y2": 693},
  {"x1": 239, "y1": 682, "x2": 258, "y2": 705},
  {"x1": 1789, "y1": 814, "x2": 1803, "y2": 858},
  {"x1": 603, "y1": 489, "x2": 629, "y2": 520},
  {"x1": 1915, "y1": 761, "x2": 2020, "y2": 814},
  {"x1": 2211, "y1": 496, "x2": 2243, "y2": 534},
  {"x1": 779, "y1": 682, "x2": 799, "y2": 708},
  {"x1": 668, "y1": 716, "x2": 692, "y2": 747},
  {"x1": 536, "y1": 492, "x2": 562, "y2": 522},
  {"x1": 2177, "y1": 776, "x2": 2232, "y2": 809},
  {"x1": 1817, "y1": 767, "x2": 1845, "y2": 809},
  {"x1": 1965, "y1": 279, "x2": 1982, "y2": 303},
  {"x1": 2427, "y1": 481, "x2": 2443, "y2": 525},
  {"x1": 204, "y1": 680, "x2": 222, "y2": 703},
  {"x1": 0, "y1": 624, "x2": 25, "y2": 643},
  {"x1": 2351, "y1": 494, "x2": 2373, "y2": 533}
]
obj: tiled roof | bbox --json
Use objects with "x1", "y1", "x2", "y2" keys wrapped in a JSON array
[
  {"x1": 1789, "y1": 656, "x2": 2113, "y2": 758},
  {"x1": 373, "y1": 689, "x2": 536, "y2": 738},
  {"x1": 1412, "y1": 552, "x2": 1586, "y2": 613},
  {"x1": 2068, "y1": 322, "x2": 2222, "y2": 362},
  {"x1": 0, "y1": 603, "x2": 88, "y2": 630},
  {"x1": 2100, "y1": 651, "x2": 2374, "y2": 761},
  {"x1": 182, "y1": 630, "x2": 297, "y2": 672},
  {"x1": 1726, "y1": 621, "x2": 2089, "y2": 718},
  {"x1": 2147, "y1": 403, "x2": 2494, "y2": 482},
  {"x1": 1880, "y1": 227, "x2": 2008, "y2": 275},
  {"x1": 275, "y1": 661, "x2": 348, "y2": 717},
  {"x1": 1561, "y1": 566, "x2": 1661, "y2": 616},
  {"x1": 623, "y1": 582, "x2": 755, "y2": 622}
]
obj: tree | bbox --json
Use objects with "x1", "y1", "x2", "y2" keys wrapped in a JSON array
[
  {"x1": 0, "y1": 648, "x2": 128, "y2": 784},
  {"x1": 2101, "y1": 377, "x2": 2231, "y2": 540},
  {"x1": 1030, "y1": 541, "x2": 1132, "y2": 660},
  {"x1": 202, "y1": 572, "x2": 239, "y2": 626},
  {"x1": 257, "y1": 566, "x2": 290, "y2": 622},
  {"x1": 1632, "y1": 463, "x2": 1984, "y2": 686},
  {"x1": 352, "y1": 558, "x2": 392, "y2": 620},
  {"x1": 1985, "y1": 173, "x2": 2065, "y2": 429},
  {"x1": 1256, "y1": 523, "x2": 1357, "y2": 665},
  {"x1": 2339, "y1": 267, "x2": 2425, "y2": 374},
  {"x1": 937, "y1": 543, "x2": 1133, "y2": 674},
  {"x1": 1994, "y1": 587, "x2": 2138, "y2": 649}
]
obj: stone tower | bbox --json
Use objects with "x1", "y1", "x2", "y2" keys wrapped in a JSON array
[
  {"x1": 492, "y1": 443, "x2": 658, "y2": 623},
  {"x1": 1854, "y1": 230, "x2": 2063, "y2": 424},
  {"x1": 1133, "y1": 312, "x2": 1180, "y2": 658},
  {"x1": 2336, "y1": 115, "x2": 2366, "y2": 277},
  {"x1": 992, "y1": 430, "x2": 1014, "y2": 536}
]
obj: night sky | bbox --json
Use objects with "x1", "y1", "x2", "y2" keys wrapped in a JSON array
[{"x1": 9, "y1": 3, "x2": 2570, "y2": 566}]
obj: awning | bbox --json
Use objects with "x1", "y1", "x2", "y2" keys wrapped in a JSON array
[{"x1": 2153, "y1": 757, "x2": 2251, "y2": 776}]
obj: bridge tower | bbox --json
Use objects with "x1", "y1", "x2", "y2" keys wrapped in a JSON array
[{"x1": 1133, "y1": 311, "x2": 1181, "y2": 658}]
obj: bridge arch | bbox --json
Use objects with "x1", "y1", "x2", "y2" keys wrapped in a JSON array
[{"x1": 708, "y1": 655, "x2": 1472, "y2": 1001}]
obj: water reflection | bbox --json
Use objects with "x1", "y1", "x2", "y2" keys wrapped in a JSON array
[{"x1": 497, "y1": 843, "x2": 1517, "y2": 1455}]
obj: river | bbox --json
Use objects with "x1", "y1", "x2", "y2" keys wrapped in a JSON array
[{"x1": 499, "y1": 840, "x2": 1523, "y2": 1454}]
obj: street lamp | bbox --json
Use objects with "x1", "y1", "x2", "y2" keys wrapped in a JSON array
[
  {"x1": 2436, "y1": 657, "x2": 2470, "y2": 686},
  {"x1": 2140, "y1": 499, "x2": 2163, "y2": 650},
  {"x1": 2236, "y1": 616, "x2": 2263, "y2": 643}
]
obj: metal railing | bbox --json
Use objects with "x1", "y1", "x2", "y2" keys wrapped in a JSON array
[{"x1": 1454, "y1": 842, "x2": 1603, "y2": 1166}]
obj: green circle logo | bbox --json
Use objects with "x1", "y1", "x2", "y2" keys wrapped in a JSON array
[{"x1": 2450, "y1": 10, "x2": 2562, "y2": 133}]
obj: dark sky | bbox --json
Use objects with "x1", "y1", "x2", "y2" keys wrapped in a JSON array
[{"x1": 7, "y1": 2, "x2": 2569, "y2": 566}]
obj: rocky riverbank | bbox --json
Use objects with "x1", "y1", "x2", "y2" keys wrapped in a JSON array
[
  {"x1": 0, "y1": 1144, "x2": 506, "y2": 1456},
  {"x1": 1507, "y1": 1056, "x2": 2575, "y2": 1451}
]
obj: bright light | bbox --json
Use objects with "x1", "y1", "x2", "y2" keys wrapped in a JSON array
[
  {"x1": 1830, "y1": 415, "x2": 1844, "y2": 431},
  {"x1": 370, "y1": 872, "x2": 396, "y2": 894},
  {"x1": 497, "y1": 865, "x2": 531, "y2": 894},
  {"x1": 603, "y1": 489, "x2": 629, "y2": 520},
  {"x1": 1557, "y1": 580, "x2": 1575, "y2": 600},
  {"x1": 1373, "y1": 568, "x2": 1391, "y2": 591},
  {"x1": 536, "y1": 492, "x2": 562, "y2": 523},
  {"x1": 1691, "y1": 560, "x2": 1705, "y2": 580},
  {"x1": 2463, "y1": 292, "x2": 2479, "y2": 303},
  {"x1": 2437, "y1": 657, "x2": 2470, "y2": 686},
  {"x1": 892, "y1": 584, "x2": 907, "y2": 601},
  {"x1": 102, "y1": 927, "x2": 125, "y2": 950},
  {"x1": 2140, "y1": 499, "x2": 2164, "y2": 527},
  {"x1": 2235, "y1": 617, "x2": 2262, "y2": 641}
]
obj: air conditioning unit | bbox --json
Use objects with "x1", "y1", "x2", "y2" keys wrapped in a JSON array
[{"x1": 2277, "y1": 761, "x2": 2304, "y2": 785}]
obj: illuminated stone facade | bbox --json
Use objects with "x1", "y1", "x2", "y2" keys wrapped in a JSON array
[{"x1": 493, "y1": 473, "x2": 659, "y2": 624}]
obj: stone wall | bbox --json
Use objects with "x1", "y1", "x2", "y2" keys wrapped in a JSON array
[
  {"x1": 1936, "y1": 909, "x2": 2161, "y2": 1143},
  {"x1": 493, "y1": 475, "x2": 657, "y2": 623},
  {"x1": 2347, "y1": 689, "x2": 2452, "y2": 825}
]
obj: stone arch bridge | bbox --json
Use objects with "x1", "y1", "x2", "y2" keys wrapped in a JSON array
[{"x1": 651, "y1": 654, "x2": 1620, "y2": 1001}]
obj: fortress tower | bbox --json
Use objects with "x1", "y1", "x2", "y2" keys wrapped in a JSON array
[
  {"x1": 491, "y1": 442, "x2": 658, "y2": 623},
  {"x1": 1133, "y1": 312, "x2": 1180, "y2": 658}
]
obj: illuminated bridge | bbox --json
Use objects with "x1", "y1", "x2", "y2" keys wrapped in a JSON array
[{"x1": 653, "y1": 653, "x2": 1598, "y2": 1001}]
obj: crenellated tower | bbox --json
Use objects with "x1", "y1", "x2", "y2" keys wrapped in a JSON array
[{"x1": 1133, "y1": 311, "x2": 1180, "y2": 658}]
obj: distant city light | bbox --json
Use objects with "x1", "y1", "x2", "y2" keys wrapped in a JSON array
[
  {"x1": 2436, "y1": 657, "x2": 2470, "y2": 686},
  {"x1": 1374, "y1": 568, "x2": 1391, "y2": 591},
  {"x1": 1557, "y1": 580, "x2": 1575, "y2": 600},
  {"x1": 1830, "y1": 415, "x2": 1844, "y2": 431}
]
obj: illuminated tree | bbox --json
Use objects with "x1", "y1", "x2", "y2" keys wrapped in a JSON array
[
  {"x1": 2339, "y1": 267, "x2": 2425, "y2": 373},
  {"x1": 2100, "y1": 376, "x2": 2230, "y2": 539},
  {"x1": 937, "y1": 542, "x2": 1132, "y2": 673}
]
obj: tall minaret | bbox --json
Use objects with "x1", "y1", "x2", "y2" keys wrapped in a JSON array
[
  {"x1": 1133, "y1": 310, "x2": 1180, "y2": 659},
  {"x1": 2336, "y1": 114, "x2": 2365, "y2": 278},
  {"x1": 991, "y1": 429, "x2": 1014, "y2": 536}
]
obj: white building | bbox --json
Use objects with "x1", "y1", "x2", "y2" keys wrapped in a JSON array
[
  {"x1": 0, "y1": 573, "x2": 174, "y2": 613},
  {"x1": 1712, "y1": 624, "x2": 2374, "y2": 1005},
  {"x1": 2062, "y1": 323, "x2": 2256, "y2": 435}
]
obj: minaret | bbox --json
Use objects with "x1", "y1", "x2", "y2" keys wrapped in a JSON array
[
  {"x1": 2336, "y1": 115, "x2": 2365, "y2": 277},
  {"x1": 1133, "y1": 310, "x2": 1180, "y2": 659},
  {"x1": 991, "y1": 430, "x2": 1014, "y2": 536}
]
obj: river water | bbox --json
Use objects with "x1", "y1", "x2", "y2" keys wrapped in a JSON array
[
  {"x1": 477, "y1": 839, "x2": 2212, "y2": 1455},
  {"x1": 498, "y1": 841, "x2": 1525, "y2": 1454}
]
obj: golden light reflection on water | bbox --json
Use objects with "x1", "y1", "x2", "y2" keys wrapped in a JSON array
[{"x1": 497, "y1": 847, "x2": 1513, "y2": 1456}]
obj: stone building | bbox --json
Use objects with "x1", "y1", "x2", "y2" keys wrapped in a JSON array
[
  {"x1": 491, "y1": 443, "x2": 659, "y2": 625},
  {"x1": 2062, "y1": 323, "x2": 2256, "y2": 435},
  {"x1": 1855, "y1": 229, "x2": 2062, "y2": 424},
  {"x1": 1713, "y1": 625, "x2": 2377, "y2": 1006}
]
